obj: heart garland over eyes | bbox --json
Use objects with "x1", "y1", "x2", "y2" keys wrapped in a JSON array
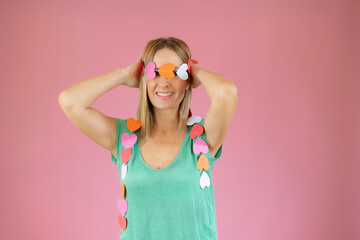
[{"x1": 142, "y1": 59, "x2": 198, "y2": 80}]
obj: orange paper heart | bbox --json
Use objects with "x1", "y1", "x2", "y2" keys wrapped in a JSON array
[
  {"x1": 158, "y1": 63, "x2": 175, "y2": 79},
  {"x1": 190, "y1": 124, "x2": 203, "y2": 139},
  {"x1": 127, "y1": 118, "x2": 142, "y2": 132},
  {"x1": 197, "y1": 154, "x2": 209, "y2": 171},
  {"x1": 121, "y1": 148, "x2": 131, "y2": 164},
  {"x1": 121, "y1": 183, "x2": 126, "y2": 199},
  {"x1": 118, "y1": 214, "x2": 127, "y2": 231}
]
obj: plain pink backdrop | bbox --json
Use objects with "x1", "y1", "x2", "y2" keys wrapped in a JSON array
[{"x1": 1, "y1": 0, "x2": 359, "y2": 239}]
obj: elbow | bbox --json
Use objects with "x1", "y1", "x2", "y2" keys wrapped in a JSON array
[
  {"x1": 226, "y1": 83, "x2": 238, "y2": 98},
  {"x1": 218, "y1": 83, "x2": 238, "y2": 102},
  {"x1": 58, "y1": 91, "x2": 73, "y2": 109}
]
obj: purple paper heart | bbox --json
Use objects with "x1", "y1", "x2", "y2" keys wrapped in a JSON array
[
  {"x1": 121, "y1": 132, "x2": 137, "y2": 149},
  {"x1": 117, "y1": 198, "x2": 128, "y2": 215},
  {"x1": 193, "y1": 138, "x2": 209, "y2": 155}
]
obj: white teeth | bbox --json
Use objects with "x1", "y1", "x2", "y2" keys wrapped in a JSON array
[{"x1": 157, "y1": 92, "x2": 174, "y2": 96}]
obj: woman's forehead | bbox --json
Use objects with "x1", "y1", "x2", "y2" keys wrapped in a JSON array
[
  {"x1": 153, "y1": 62, "x2": 181, "y2": 70},
  {"x1": 153, "y1": 49, "x2": 183, "y2": 68}
]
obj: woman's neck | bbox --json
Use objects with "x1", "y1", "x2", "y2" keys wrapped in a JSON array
[{"x1": 153, "y1": 108, "x2": 179, "y2": 132}]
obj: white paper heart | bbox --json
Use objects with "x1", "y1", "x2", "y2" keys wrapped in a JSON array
[
  {"x1": 200, "y1": 171, "x2": 211, "y2": 189},
  {"x1": 176, "y1": 63, "x2": 189, "y2": 80},
  {"x1": 186, "y1": 116, "x2": 202, "y2": 126},
  {"x1": 121, "y1": 164, "x2": 128, "y2": 181}
]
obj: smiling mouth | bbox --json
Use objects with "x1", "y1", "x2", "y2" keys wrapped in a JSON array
[{"x1": 156, "y1": 92, "x2": 174, "y2": 96}]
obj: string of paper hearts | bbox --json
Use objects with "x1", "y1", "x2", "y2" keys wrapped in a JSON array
[
  {"x1": 117, "y1": 117, "x2": 142, "y2": 232},
  {"x1": 117, "y1": 115, "x2": 211, "y2": 232},
  {"x1": 187, "y1": 116, "x2": 211, "y2": 189},
  {"x1": 141, "y1": 59, "x2": 198, "y2": 80}
]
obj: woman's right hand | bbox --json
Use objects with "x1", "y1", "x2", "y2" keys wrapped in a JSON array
[{"x1": 123, "y1": 55, "x2": 143, "y2": 88}]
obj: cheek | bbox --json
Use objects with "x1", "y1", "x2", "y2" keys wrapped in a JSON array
[
  {"x1": 176, "y1": 80, "x2": 188, "y2": 91},
  {"x1": 147, "y1": 80, "x2": 155, "y2": 91}
]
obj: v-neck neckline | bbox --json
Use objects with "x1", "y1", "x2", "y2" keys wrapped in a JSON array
[{"x1": 136, "y1": 126, "x2": 190, "y2": 171}]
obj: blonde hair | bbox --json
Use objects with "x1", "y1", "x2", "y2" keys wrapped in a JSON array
[{"x1": 137, "y1": 37, "x2": 193, "y2": 137}]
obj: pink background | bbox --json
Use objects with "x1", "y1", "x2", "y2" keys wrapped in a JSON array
[{"x1": 1, "y1": 0, "x2": 359, "y2": 239}]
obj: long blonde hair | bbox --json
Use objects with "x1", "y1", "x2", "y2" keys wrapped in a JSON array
[{"x1": 137, "y1": 37, "x2": 193, "y2": 137}]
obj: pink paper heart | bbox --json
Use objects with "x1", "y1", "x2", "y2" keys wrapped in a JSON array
[
  {"x1": 145, "y1": 62, "x2": 156, "y2": 79},
  {"x1": 117, "y1": 198, "x2": 128, "y2": 215},
  {"x1": 121, "y1": 132, "x2": 137, "y2": 149},
  {"x1": 193, "y1": 138, "x2": 209, "y2": 155}
]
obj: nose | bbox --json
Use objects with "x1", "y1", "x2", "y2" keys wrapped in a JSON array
[{"x1": 157, "y1": 75, "x2": 173, "y2": 86}]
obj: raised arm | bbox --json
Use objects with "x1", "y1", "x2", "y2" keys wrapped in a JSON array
[
  {"x1": 58, "y1": 56, "x2": 142, "y2": 159},
  {"x1": 190, "y1": 64, "x2": 238, "y2": 158}
]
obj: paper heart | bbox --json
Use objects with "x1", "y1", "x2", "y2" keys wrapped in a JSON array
[
  {"x1": 186, "y1": 116, "x2": 202, "y2": 126},
  {"x1": 193, "y1": 138, "x2": 209, "y2": 155},
  {"x1": 190, "y1": 124, "x2": 203, "y2": 139},
  {"x1": 187, "y1": 58, "x2": 198, "y2": 75},
  {"x1": 176, "y1": 63, "x2": 189, "y2": 80},
  {"x1": 121, "y1": 183, "x2": 126, "y2": 199},
  {"x1": 158, "y1": 63, "x2": 175, "y2": 79},
  {"x1": 121, "y1": 164, "x2": 127, "y2": 181},
  {"x1": 117, "y1": 198, "x2": 128, "y2": 215},
  {"x1": 121, "y1": 132, "x2": 137, "y2": 149},
  {"x1": 145, "y1": 62, "x2": 156, "y2": 79},
  {"x1": 118, "y1": 214, "x2": 127, "y2": 231},
  {"x1": 200, "y1": 171, "x2": 211, "y2": 189},
  {"x1": 190, "y1": 59, "x2": 198, "y2": 64},
  {"x1": 121, "y1": 148, "x2": 131, "y2": 164},
  {"x1": 197, "y1": 154, "x2": 209, "y2": 171},
  {"x1": 127, "y1": 118, "x2": 142, "y2": 132}
]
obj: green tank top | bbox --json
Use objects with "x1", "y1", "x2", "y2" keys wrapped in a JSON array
[{"x1": 110, "y1": 116, "x2": 223, "y2": 240}]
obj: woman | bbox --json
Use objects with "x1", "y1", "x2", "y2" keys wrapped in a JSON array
[{"x1": 58, "y1": 37, "x2": 238, "y2": 239}]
